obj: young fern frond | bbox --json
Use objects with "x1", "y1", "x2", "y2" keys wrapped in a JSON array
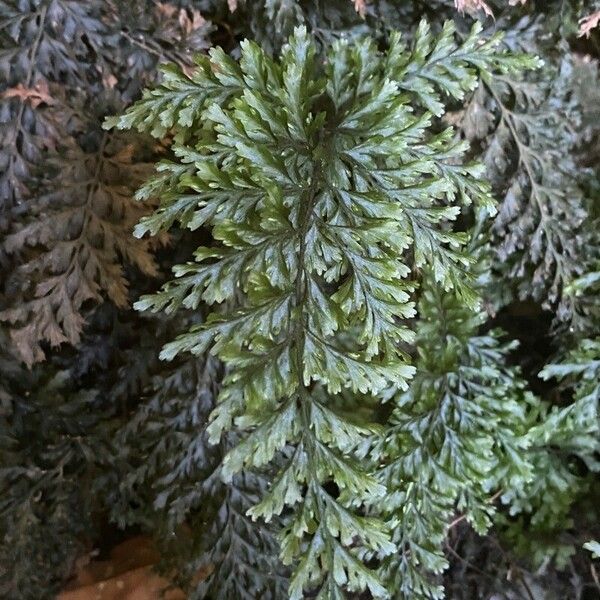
[{"x1": 109, "y1": 23, "x2": 535, "y2": 599}]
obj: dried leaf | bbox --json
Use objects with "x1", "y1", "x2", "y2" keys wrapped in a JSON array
[
  {"x1": 155, "y1": 2, "x2": 178, "y2": 19},
  {"x1": 178, "y1": 8, "x2": 205, "y2": 34},
  {"x1": 2, "y1": 82, "x2": 55, "y2": 108},
  {"x1": 579, "y1": 11, "x2": 600, "y2": 38},
  {"x1": 354, "y1": 0, "x2": 367, "y2": 18},
  {"x1": 454, "y1": 0, "x2": 493, "y2": 17},
  {"x1": 103, "y1": 73, "x2": 118, "y2": 89}
]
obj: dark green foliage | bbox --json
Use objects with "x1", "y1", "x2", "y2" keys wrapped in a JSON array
[
  {"x1": 458, "y1": 4, "x2": 600, "y2": 324},
  {"x1": 374, "y1": 277, "x2": 533, "y2": 599},
  {"x1": 0, "y1": 367, "x2": 113, "y2": 598},
  {"x1": 465, "y1": 50, "x2": 587, "y2": 320},
  {"x1": 112, "y1": 349, "x2": 288, "y2": 598},
  {"x1": 1, "y1": 2, "x2": 600, "y2": 600}
]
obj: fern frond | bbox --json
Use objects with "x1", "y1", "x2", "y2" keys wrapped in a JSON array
[{"x1": 111, "y1": 23, "x2": 528, "y2": 597}]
